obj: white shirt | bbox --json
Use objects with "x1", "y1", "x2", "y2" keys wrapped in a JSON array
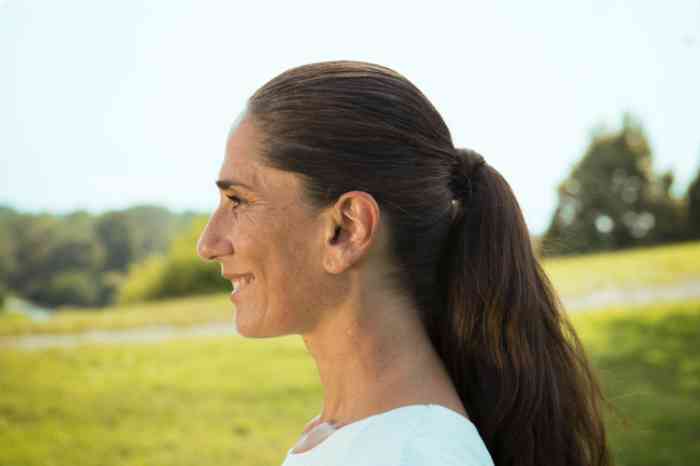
[{"x1": 280, "y1": 404, "x2": 494, "y2": 466}]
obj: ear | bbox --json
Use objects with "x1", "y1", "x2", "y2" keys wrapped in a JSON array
[{"x1": 322, "y1": 191, "x2": 381, "y2": 274}]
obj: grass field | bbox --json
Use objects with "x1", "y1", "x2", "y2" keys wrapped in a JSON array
[
  {"x1": 1, "y1": 240, "x2": 699, "y2": 337},
  {"x1": 542, "y1": 240, "x2": 700, "y2": 298},
  {"x1": 1, "y1": 299, "x2": 698, "y2": 466},
  {"x1": 0, "y1": 335, "x2": 319, "y2": 466},
  {"x1": 0, "y1": 293, "x2": 233, "y2": 337},
  {"x1": 569, "y1": 300, "x2": 700, "y2": 465}
]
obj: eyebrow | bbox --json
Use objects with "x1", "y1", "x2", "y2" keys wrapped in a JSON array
[{"x1": 216, "y1": 178, "x2": 255, "y2": 191}]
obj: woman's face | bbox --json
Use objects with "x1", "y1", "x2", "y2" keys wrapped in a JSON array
[{"x1": 196, "y1": 116, "x2": 334, "y2": 337}]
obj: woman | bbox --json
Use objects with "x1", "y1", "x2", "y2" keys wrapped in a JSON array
[{"x1": 196, "y1": 61, "x2": 611, "y2": 466}]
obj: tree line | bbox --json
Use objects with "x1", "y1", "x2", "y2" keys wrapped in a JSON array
[{"x1": 0, "y1": 205, "x2": 203, "y2": 309}]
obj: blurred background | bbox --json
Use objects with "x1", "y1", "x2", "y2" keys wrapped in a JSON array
[{"x1": 1, "y1": 1, "x2": 698, "y2": 465}]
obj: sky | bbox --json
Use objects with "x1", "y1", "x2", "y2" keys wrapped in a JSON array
[{"x1": 1, "y1": 0, "x2": 699, "y2": 234}]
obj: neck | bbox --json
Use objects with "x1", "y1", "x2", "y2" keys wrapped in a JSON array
[{"x1": 301, "y1": 279, "x2": 465, "y2": 427}]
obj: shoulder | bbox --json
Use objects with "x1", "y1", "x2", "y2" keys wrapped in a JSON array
[{"x1": 342, "y1": 405, "x2": 494, "y2": 466}]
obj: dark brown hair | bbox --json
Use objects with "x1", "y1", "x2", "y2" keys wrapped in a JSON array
[{"x1": 247, "y1": 60, "x2": 611, "y2": 466}]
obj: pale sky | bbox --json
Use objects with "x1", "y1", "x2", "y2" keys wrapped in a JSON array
[{"x1": 2, "y1": 0, "x2": 699, "y2": 234}]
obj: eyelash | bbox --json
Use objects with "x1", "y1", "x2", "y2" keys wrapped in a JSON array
[{"x1": 226, "y1": 194, "x2": 244, "y2": 210}]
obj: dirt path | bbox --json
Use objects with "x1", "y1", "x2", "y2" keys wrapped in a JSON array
[
  {"x1": 563, "y1": 279, "x2": 700, "y2": 311},
  {"x1": 0, "y1": 322, "x2": 237, "y2": 350},
  {"x1": 2, "y1": 280, "x2": 699, "y2": 350}
]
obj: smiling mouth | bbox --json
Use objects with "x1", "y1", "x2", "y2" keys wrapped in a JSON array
[{"x1": 231, "y1": 274, "x2": 255, "y2": 295}]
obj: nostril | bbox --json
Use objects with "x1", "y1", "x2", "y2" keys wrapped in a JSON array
[
  {"x1": 197, "y1": 236, "x2": 233, "y2": 262},
  {"x1": 196, "y1": 242, "x2": 216, "y2": 262},
  {"x1": 201, "y1": 248, "x2": 217, "y2": 262}
]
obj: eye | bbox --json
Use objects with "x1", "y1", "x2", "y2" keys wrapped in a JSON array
[{"x1": 226, "y1": 194, "x2": 244, "y2": 210}]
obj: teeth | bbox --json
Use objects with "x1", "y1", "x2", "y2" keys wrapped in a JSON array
[{"x1": 231, "y1": 275, "x2": 253, "y2": 295}]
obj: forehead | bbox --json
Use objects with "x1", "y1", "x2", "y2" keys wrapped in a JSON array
[
  {"x1": 219, "y1": 116, "x2": 304, "y2": 199},
  {"x1": 221, "y1": 117, "x2": 262, "y2": 178}
]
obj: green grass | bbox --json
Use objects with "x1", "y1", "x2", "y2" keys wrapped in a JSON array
[
  {"x1": 570, "y1": 300, "x2": 700, "y2": 465},
  {"x1": 543, "y1": 240, "x2": 700, "y2": 298},
  {"x1": 0, "y1": 293, "x2": 232, "y2": 337},
  {"x1": 0, "y1": 335, "x2": 320, "y2": 466},
  {"x1": 1, "y1": 299, "x2": 698, "y2": 466},
  {"x1": 1, "y1": 241, "x2": 699, "y2": 337}
]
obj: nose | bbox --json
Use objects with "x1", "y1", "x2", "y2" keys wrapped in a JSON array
[{"x1": 196, "y1": 216, "x2": 233, "y2": 262}]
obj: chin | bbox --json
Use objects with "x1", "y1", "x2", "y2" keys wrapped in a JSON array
[{"x1": 233, "y1": 314, "x2": 290, "y2": 339}]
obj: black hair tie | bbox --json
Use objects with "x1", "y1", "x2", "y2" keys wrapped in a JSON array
[{"x1": 449, "y1": 148, "x2": 486, "y2": 200}]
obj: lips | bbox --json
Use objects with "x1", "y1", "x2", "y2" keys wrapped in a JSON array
[{"x1": 225, "y1": 273, "x2": 254, "y2": 297}]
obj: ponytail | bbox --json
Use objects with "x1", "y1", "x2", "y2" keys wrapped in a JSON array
[{"x1": 431, "y1": 149, "x2": 612, "y2": 466}]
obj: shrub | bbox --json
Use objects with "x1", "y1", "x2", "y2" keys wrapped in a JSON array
[{"x1": 116, "y1": 217, "x2": 228, "y2": 304}]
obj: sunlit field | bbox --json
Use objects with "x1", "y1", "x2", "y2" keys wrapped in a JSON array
[
  {"x1": 1, "y1": 299, "x2": 699, "y2": 466},
  {"x1": 0, "y1": 335, "x2": 319, "y2": 466},
  {"x1": 542, "y1": 240, "x2": 700, "y2": 298},
  {"x1": 0, "y1": 294, "x2": 232, "y2": 337},
  {"x1": 569, "y1": 300, "x2": 700, "y2": 466}
]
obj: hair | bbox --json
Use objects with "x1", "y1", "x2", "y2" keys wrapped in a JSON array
[{"x1": 246, "y1": 60, "x2": 611, "y2": 466}]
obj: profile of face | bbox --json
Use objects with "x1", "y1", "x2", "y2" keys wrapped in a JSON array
[{"x1": 196, "y1": 116, "x2": 350, "y2": 338}]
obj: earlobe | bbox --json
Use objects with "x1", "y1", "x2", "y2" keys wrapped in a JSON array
[{"x1": 323, "y1": 255, "x2": 338, "y2": 274}]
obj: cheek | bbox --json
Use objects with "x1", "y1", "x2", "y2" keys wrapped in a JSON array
[
  {"x1": 279, "y1": 228, "x2": 345, "y2": 322},
  {"x1": 267, "y1": 222, "x2": 322, "y2": 305},
  {"x1": 228, "y1": 211, "x2": 268, "y2": 260},
  {"x1": 269, "y1": 231, "x2": 312, "y2": 292}
]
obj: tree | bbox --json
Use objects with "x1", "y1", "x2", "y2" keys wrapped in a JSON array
[
  {"x1": 6, "y1": 213, "x2": 106, "y2": 307},
  {"x1": 95, "y1": 205, "x2": 191, "y2": 273},
  {"x1": 117, "y1": 216, "x2": 228, "y2": 303},
  {"x1": 0, "y1": 205, "x2": 202, "y2": 308},
  {"x1": 542, "y1": 114, "x2": 685, "y2": 256},
  {"x1": 0, "y1": 206, "x2": 19, "y2": 303},
  {"x1": 94, "y1": 211, "x2": 135, "y2": 272},
  {"x1": 686, "y1": 161, "x2": 700, "y2": 239}
]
